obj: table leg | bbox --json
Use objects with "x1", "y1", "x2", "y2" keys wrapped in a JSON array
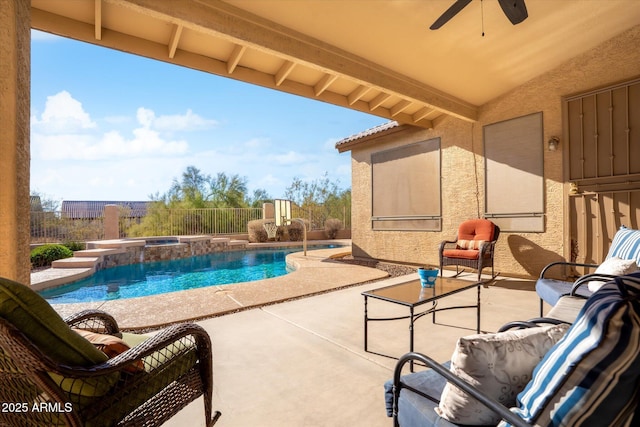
[
  {"x1": 409, "y1": 306, "x2": 414, "y2": 372},
  {"x1": 477, "y1": 284, "x2": 481, "y2": 333},
  {"x1": 364, "y1": 295, "x2": 368, "y2": 352}
]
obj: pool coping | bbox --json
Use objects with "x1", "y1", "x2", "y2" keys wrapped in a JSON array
[{"x1": 40, "y1": 241, "x2": 390, "y2": 330}]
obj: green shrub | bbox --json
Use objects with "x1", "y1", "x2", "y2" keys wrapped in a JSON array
[
  {"x1": 30, "y1": 244, "x2": 74, "y2": 268},
  {"x1": 63, "y1": 241, "x2": 85, "y2": 251},
  {"x1": 324, "y1": 218, "x2": 343, "y2": 239}
]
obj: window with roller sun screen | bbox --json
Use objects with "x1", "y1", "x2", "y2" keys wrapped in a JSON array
[
  {"x1": 371, "y1": 138, "x2": 441, "y2": 231},
  {"x1": 484, "y1": 112, "x2": 544, "y2": 232}
]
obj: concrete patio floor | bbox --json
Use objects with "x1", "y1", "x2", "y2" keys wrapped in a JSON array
[{"x1": 165, "y1": 272, "x2": 540, "y2": 427}]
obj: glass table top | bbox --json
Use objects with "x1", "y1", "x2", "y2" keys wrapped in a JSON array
[{"x1": 362, "y1": 277, "x2": 480, "y2": 307}]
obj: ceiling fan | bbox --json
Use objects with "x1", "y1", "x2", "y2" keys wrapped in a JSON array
[{"x1": 430, "y1": 0, "x2": 528, "y2": 30}]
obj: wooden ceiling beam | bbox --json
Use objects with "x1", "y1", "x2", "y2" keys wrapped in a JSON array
[
  {"x1": 106, "y1": 0, "x2": 477, "y2": 122},
  {"x1": 347, "y1": 85, "x2": 371, "y2": 105},
  {"x1": 390, "y1": 100, "x2": 412, "y2": 117},
  {"x1": 314, "y1": 73, "x2": 337, "y2": 96},
  {"x1": 274, "y1": 60, "x2": 295, "y2": 86},
  {"x1": 168, "y1": 24, "x2": 183, "y2": 59},
  {"x1": 94, "y1": 0, "x2": 102, "y2": 40},
  {"x1": 227, "y1": 44, "x2": 246, "y2": 74},
  {"x1": 30, "y1": 5, "x2": 439, "y2": 129},
  {"x1": 412, "y1": 107, "x2": 432, "y2": 122},
  {"x1": 369, "y1": 93, "x2": 391, "y2": 111}
]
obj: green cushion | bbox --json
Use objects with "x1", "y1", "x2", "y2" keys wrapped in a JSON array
[
  {"x1": 121, "y1": 332, "x2": 194, "y2": 371},
  {"x1": 0, "y1": 277, "x2": 117, "y2": 396}
]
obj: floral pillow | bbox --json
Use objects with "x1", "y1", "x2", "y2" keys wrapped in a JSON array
[{"x1": 436, "y1": 324, "x2": 569, "y2": 425}]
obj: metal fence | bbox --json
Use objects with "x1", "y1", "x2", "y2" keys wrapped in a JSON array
[
  {"x1": 31, "y1": 211, "x2": 104, "y2": 244},
  {"x1": 30, "y1": 204, "x2": 350, "y2": 244},
  {"x1": 291, "y1": 204, "x2": 351, "y2": 230},
  {"x1": 122, "y1": 207, "x2": 264, "y2": 237}
]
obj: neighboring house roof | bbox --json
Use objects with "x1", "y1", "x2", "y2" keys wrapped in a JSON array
[
  {"x1": 335, "y1": 121, "x2": 402, "y2": 152},
  {"x1": 61, "y1": 201, "x2": 150, "y2": 219}
]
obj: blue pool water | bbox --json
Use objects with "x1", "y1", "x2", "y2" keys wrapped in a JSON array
[{"x1": 40, "y1": 246, "x2": 337, "y2": 304}]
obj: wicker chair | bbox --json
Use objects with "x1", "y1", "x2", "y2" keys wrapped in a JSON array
[
  {"x1": 0, "y1": 276, "x2": 221, "y2": 427},
  {"x1": 439, "y1": 219, "x2": 500, "y2": 281}
]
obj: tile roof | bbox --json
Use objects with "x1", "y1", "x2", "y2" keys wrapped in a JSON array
[
  {"x1": 61, "y1": 201, "x2": 150, "y2": 219},
  {"x1": 334, "y1": 121, "x2": 399, "y2": 149}
]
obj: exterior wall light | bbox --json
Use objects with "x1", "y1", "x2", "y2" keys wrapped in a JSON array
[{"x1": 548, "y1": 136, "x2": 560, "y2": 151}]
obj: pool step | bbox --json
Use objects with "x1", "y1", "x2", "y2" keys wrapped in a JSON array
[
  {"x1": 52, "y1": 257, "x2": 99, "y2": 269},
  {"x1": 74, "y1": 248, "x2": 124, "y2": 257},
  {"x1": 229, "y1": 239, "x2": 248, "y2": 248}
]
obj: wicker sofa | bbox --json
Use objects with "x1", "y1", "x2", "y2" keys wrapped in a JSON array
[
  {"x1": 386, "y1": 272, "x2": 640, "y2": 426},
  {"x1": 0, "y1": 276, "x2": 221, "y2": 427}
]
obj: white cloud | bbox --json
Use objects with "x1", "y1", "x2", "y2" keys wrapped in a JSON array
[
  {"x1": 32, "y1": 91, "x2": 96, "y2": 133},
  {"x1": 323, "y1": 137, "x2": 340, "y2": 151},
  {"x1": 33, "y1": 127, "x2": 188, "y2": 161},
  {"x1": 256, "y1": 174, "x2": 283, "y2": 190},
  {"x1": 136, "y1": 108, "x2": 155, "y2": 128},
  {"x1": 31, "y1": 157, "x2": 186, "y2": 201},
  {"x1": 32, "y1": 92, "x2": 191, "y2": 161},
  {"x1": 244, "y1": 137, "x2": 271, "y2": 149},
  {"x1": 137, "y1": 107, "x2": 218, "y2": 132},
  {"x1": 269, "y1": 151, "x2": 307, "y2": 165},
  {"x1": 103, "y1": 115, "x2": 131, "y2": 125}
]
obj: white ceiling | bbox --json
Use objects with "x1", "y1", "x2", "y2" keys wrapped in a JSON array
[{"x1": 31, "y1": 0, "x2": 640, "y2": 127}]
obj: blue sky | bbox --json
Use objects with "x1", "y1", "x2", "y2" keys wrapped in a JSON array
[{"x1": 30, "y1": 30, "x2": 385, "y2": 203}]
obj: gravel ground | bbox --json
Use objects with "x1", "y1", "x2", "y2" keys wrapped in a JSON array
[{"x1": 331, "y1": 255, "x2": 419, "y2": 278}]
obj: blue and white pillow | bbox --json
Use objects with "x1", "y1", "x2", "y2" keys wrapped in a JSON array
[
  {"x1": 500, "y1": 273, "x2": 640, "y2": 426},
  {"x1": 606, "y1": 225, "x2": 640, "y2": 265}
]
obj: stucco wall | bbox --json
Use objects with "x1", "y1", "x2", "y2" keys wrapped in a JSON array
[
  {"x1": 0, "y1": 0, "x2": 31, "y2": 284},
  {"x1": 350, "y1": 25, "x2": 640, "y2": 278}
]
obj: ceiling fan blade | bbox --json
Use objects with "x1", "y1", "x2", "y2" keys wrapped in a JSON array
[
  {"x1": 498, "y1": 0, "x2": 528, "y2": 25},
  {"x1": 430, "y1": 0, "x2": 473, "y2": 30}
]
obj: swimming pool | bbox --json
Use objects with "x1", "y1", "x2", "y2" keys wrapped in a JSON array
[{"x1": 40, "y1": 246, "x2": 338, "y2": 304}]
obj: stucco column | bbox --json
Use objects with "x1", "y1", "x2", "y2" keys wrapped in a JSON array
[
  {"x1": 0, "y1": 0, "x2": 31, "y2": 284},
  {"x1": 262, "y1": 202, "x2": 274, "y2": 220},
  {"x1": 104, "y1": 205, "x2": 120, "y2": 240}
]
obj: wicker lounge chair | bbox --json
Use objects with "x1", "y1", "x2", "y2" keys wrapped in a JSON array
[
  {"x1": 0, "y1": 276, "x2": 221, "y2": 427},
  {"x1": 439, "y1": 219, "x2": 500, "y2": 281}
]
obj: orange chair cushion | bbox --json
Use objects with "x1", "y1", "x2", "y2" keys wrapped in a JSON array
[
  {"x1": 458, "y1": 219, "x2": 495, "y2": 242},
  {"x1": 443, "y1": 249, "x2": 480, "y2": 260},
  {"x1": 456, "y1": 219, "x2": 495, "y2": 250}
]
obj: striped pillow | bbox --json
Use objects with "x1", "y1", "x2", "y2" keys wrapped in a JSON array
[
  {"x1": 499, "y1": 273, "x2": 640, "y2": 426},
  {"x1": 456, "y1": 239, "x2": 485, "y2": 250},
  {"x1": 606, "y1": 225, "x2": 640, "y2": 265}
]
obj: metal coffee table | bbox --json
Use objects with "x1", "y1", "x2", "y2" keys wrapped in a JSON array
[{"x1": 362, "y1": 276, "x2": 482, "y2": 371}]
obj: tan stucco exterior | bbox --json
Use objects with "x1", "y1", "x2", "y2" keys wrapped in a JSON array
[
  {"x1": 0, "y1": 0, "x2": 31, "y2": 284},
  {"x1": 348, "y1": 25, "x2": 640, "y2": 278}
]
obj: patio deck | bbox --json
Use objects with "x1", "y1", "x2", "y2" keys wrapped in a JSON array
[
  {"x1": 36, "y1": 246, "x2": 541, "y2": 426},
  {"x1": 170, "y1": 272, "x2": 539, "y2": 427}
]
